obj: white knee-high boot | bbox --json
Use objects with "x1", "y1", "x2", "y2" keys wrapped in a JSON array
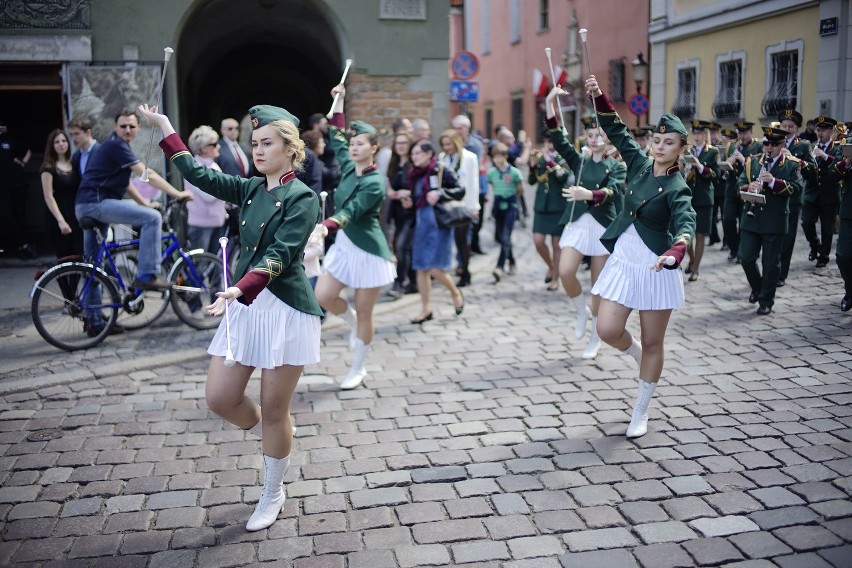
[
  {"x1": 339, "y1": 304, "x2": 357, "y2": 349},
  {"x1": 246, "y1": 454, "x2": 290, "y2": 531},
  {"x1": 623, "y1": 334, "x2": 642, "y2": 367},
  {"x1": 571, "y1": 294, "x2": 590, "y2": 340},
  {"x1": 340, "y1": 338, "x2": 368, "y2": 390},
  {"x1": 626, "y1": 379, "x2": 657, "y2": 438},
  {"x1": 582, "y1": 316, "x2": 601, "y2": 359}
]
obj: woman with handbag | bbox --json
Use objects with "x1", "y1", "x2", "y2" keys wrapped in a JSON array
[
  {"x1": 315, "y1": 84, "x2": 396, "y2": 390},
  {"x1": 439, "y1": 129, "x2": 481, "y2": 287},
  {"x1": 409, "y1": 139, "x2": 466, "y2": 323}
]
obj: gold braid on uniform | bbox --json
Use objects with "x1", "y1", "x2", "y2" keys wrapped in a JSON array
[
  {"x1": 169, "y1": 150, "x2": 192, "y2": 161},
  {"x1": 330, "y1": 213, "x2": 350, "y2": 229},
  {"x1": 255, "y1": 258, "x2": 283, "y2": 278},
  {"x1": 673, "y1": 233, "x2": 692, "y2": 247}
]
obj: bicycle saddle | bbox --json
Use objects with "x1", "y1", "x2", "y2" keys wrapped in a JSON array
[{"x1": 78, "y1": 216, "x2": 101, "y2": 229}]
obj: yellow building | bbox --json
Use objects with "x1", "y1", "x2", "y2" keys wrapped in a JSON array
[{"x1": 649, "y1": 0, "x2": 847, "y2": 126}]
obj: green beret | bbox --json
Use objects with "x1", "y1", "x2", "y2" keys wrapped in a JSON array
[
  {"x1": 349, "y1": 120, "x2": 377, "y2": 136},
  {"x1": 779, "y1": 109, "x2": 802, "y2": 127},
  {"x1": 249, "y1": 105, "x2": 299, "y2": 129},
  {"x1": 654, "y1": 114, "x2": 688, "y2": 138},
  {"x1": 815, "y1": 116, "x2": 837, "y2": 128},
  {"x1": 762, "y1": 126, "x2": 787, "y2": 141}
]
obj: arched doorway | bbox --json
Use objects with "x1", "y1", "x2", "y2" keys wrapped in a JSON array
[{"x1": 176, "y1": 0, "x2": 344, "y2": 132}]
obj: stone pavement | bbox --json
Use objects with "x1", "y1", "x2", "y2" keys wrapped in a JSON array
[{"x1": 0, "y1": 226, "x2": 851, "y2": 567}]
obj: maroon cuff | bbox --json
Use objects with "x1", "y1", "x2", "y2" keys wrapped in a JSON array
[
  {"x1": 545, "y1": 116, "x2": 559, "y2": 130},
  {"x1": 589, "y1": 189, "x2": 607, "y2": 205},
  {"x1": 824, "y1": 154, "x2": 835, "y2": 165},
  {"x1": 546, "y1": 159, "x2": 559, "y2": 169},
  {"x1": 235, "y1": 270, "x2": 270, "y2": 306},
  {"x1": 322, "y1": 218, "x2": 341, "y2": 234},
  {"x1": 329, "y1": 112, "x2": 345, "y2": 130},
  {"x1": 701, "y1": 166, "x2": 713, "y2": 178},
  {"x1": 594, "y1": 92, "x2": 616, "y2": 113},
  {"x1": 837, "y1": 160, "x2": 847, "y2": 173},
  {"x1": 770, "y1": 179, "x2": 787, "y2": 194},
  {"x1": 663, "y1": 242, "x2": 687, "y2": 270},
  {"x1": 159, "y1": 133, "x2": 188, "y2": 156}
]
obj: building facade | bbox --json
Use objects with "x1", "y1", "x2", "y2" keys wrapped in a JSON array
[
  {"x1": 457, "y1": 0, "x2": 651, "y2": 142},
  {"x1": 649, "y1": 0, "x2": 849, "y2": 127},
  {"x1": 0, "y1": 0, "x2": 450, "y2": 251}
]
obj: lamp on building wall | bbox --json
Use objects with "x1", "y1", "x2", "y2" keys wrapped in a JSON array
[{"x1": 632, "y1": 52, "x2": 648, "y2": 94}]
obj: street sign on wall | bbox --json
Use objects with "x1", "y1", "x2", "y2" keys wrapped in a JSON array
[
  {"x1": 450, "y1": 80, "x2": 479, "y2": 102},
  {"x1": 451, "y1": 51, "x2": 479, "y2": 80},
  {"x1": 629, "y1": 93, "x2": 650, "y2": 116}
]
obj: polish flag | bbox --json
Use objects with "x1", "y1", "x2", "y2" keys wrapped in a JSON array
[
  {"x1": 533, "y1": 68, "x2": 549, "y2": 98},
  {"x1": 553, "y1": 65, "x2": 568, "y2": 88}
]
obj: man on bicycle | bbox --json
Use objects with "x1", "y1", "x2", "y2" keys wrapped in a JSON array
[{"x1": 75, "y1": 109, "x2": 192, "y2": 334}]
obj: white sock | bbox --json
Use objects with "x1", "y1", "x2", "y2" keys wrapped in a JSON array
[
  {"x1": 339, "y1": 303, "x2": 357, "y2": 349},
  {"x1": 571, "y1": 294, "x2": 590, "y2": 340},
  {"x1": 624, "y1": 335, "x2": 642, "y2": 366}
]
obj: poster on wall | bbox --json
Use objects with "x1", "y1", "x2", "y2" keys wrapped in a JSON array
[{"x1": 64, "y1": 65, "x2": 165, "y2": 175}]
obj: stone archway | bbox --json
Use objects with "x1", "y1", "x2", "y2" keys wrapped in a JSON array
[{"x1": 176, "y1": 0, "x2": 344, "y2": 132}]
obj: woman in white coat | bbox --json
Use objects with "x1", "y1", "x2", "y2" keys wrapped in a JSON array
[{"x1": 439, "y1": 129, "x2": 481, "y2": 286}]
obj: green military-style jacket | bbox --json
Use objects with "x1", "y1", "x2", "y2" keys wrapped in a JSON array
[
  {"x1": 785, "y1": 137, "x2": 816, "y2": 207},
  {"x1": 328, "y1": 118, "x2": 393, "y2": 261},
  {"x1": 737, "y1": 153, "x2": 803, "y2": 235},
  {"x1": 161, "y1": 135, "x2": 323, "y2": 316},
  {"x1": 724, "y1": 140, "x2": 763, "y2": 200},
  {"x1": 528, "y1": 152, "x2": 570, "y2": 216},
  {"x1": 807, "y1": 140, "x2": 844, "y2": 206},
  {"x1": 684, "y1": 144, "x2": 720, "y2": 208},
  {"x1": 595, "y1": 110, "x2": 695, "y2": 255},
  {"x1": 549, "y1": 126, "x2": 626, "y2": 227}
]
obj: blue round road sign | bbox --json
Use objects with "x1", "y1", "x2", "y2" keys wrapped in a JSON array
[
  {"x1": 452, "y1": 51, "x2": 479, "y2": 80},
  {"x1": 629, "y1": 93, "x2": 650, "y2": 116}
]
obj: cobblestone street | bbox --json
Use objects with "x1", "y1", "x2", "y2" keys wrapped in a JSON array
[{"x1": 1, "y1": 229, "x2": 851, "y2": 567}]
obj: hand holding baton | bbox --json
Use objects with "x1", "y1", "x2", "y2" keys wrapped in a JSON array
[
  {"x1": 218, "y1": 237, "x2": 236, "y2": 367},
  {"x1": 649, "y1": 256, "x2": 676, "y2": 271},
  {"x1": 140, "y1": 47, "x2": 175, "y2": 183},
  {"x1": 544, "y1": 48, "x2": 567, "y2": 136},
  {"x1": 326, "y1": 59, "x2": 353, "y2": 118}
]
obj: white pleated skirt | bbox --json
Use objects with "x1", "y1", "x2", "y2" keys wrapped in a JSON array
[
  {"x1": 324, "y1": 230, "x2": 396, "y2": 289},
  {"x1": 208, "y1": 289, "x2": 321, "y2": 369},
  {"x1": 559, "y1": 212, "x2": 609, "y2": 256},
  {"x1": 591, "y1": 225, "x2": 685, "y2": 310}
]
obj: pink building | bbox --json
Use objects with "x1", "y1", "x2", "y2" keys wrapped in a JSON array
[{"x1": 453, "y1": 0, "x2": 650, "y2": 143}]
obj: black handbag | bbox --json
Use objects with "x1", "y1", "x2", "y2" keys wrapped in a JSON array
[{"x1": 433, "y1": 161, "x2": 473, "y2": 229}]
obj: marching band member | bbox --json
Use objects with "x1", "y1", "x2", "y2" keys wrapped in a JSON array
[
  {"x1": 629, "y1": 126, "x2": 654, "y2": 157},
  {"x1": 838, "y1": 149, "x2": 852, "y2": 312},
  {"x1": 316, "y1": 84, "x2": 396, "y2": 390},
  {"x1": 570, "y1": 76, "x2": 695, "y2": 438},
  {"x1": 682, "y1": 120, "x2": 720, "y2": 282},
  {"x1": 528, "y1": 131, "x2": 571, "y2": 291},
  {"x1": 545, "y1": 87, "x2": 626, "y2": 359},
  {"x1": 139, "y1": 103, "x2": 322, "y2": 532},
  {"x1": 802, "y1": 116, "x2": 844, "y2": 268},
  {"x1": 777, "y1": 110, "x2": 817, "y2": 286},
  {"x1": 737, "y1": 127, "x2": 804, "y2": 315},
  {"x1": 722, "y1": 121, "x2": 763, "y2": 263}
]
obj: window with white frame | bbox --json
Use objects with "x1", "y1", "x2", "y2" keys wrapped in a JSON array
[
  {"x1": 482, "y1": 0, "x2": 490, "y2": 55},
  {"x1": 762, "y1": 40, "x2": 802, "y2": 116},
  {"x1": 712, "y1": 51, "x2": 745, "y2": 119},
  {"x1": 672, "y1": 63, "x2": 698, "y2": 120},
  {"x1": 538, "y1": 0, "x2": 549, "y2": 32},
  {"x1": 510, "y1": 0, "x2": 521, "y2": 44}
]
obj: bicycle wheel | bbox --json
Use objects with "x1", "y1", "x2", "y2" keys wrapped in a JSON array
[
  {"x1": 111, "y1": 252, "x2": 171, "y2": 330},
  {"x1": 31, "y1": 264, "x2": 120, "y2": 351},
  {"x1": 168, "y1": 251, "x2": 227, "y2": 330}
]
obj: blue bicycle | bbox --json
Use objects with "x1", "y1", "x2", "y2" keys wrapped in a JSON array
[{"x1": 30, "y1": 202, "x2": 229, "y2": 351}]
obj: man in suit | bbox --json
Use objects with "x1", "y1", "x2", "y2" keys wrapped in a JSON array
[
  {"x1": 738, "y1": 127, "x2": 804, "y2": 315},
  {"x1": 68, "y1": 116, "x2": 99, "y2": 176},
  {"x1": 802, "y1": 116, "x2": 844, "y2": 268},
  {"x1": 216, "y1": 118, "x2": 251, "y2": 178}
]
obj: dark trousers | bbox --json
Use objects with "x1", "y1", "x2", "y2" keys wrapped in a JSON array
[
  {"x1": 723, "y1": 198, "x2": 742, "y2": 257},
  {"x1": 838, "y1": 218, "x2": 852, "y2": 297},
  {"x1": 710, "y1": 193, "x2": 724, "y2": 244},
  {"x1": 779, "y1": 202, "x2": 802, "y2": 281},
  {"x1": 470, "y1": 193, "x2": 487, "y2": 252},
  {"x1": 493, "y1": 198, "x2": 517, "y2": 269},
  {"x1": 390, "y1": 210, "x2": 415, "y2": 287},
  {"x1": 739, "y1": 230, "x2": 784, "y2": 309},
  {"x1": 801, "y1": 198, "x2": 838, "y2": 263},
  {"x1": 454, "y1": 222, "x2": 471, "y2": 279}
]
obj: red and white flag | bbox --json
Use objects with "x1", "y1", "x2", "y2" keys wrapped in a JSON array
[
  {"x1": 553, "y1": 65, "x2": 568, "y2": 88},
  {"x1": 533, "y1": 68, "x2": 549, "y2": 98}
]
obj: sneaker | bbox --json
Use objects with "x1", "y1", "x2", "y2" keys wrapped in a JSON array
[
  {"x1": 84, "y1": 322, "x2": 125, "y2": 337},
  {"x1": 131, "y1": 275, "x2": 172, "y2": 290},
  {"x1": 492, "y1": 267, "x2": 503, "y2": 283},
  {"x1": 506, "y1": 262, "x2": 516, "y2": 276}
]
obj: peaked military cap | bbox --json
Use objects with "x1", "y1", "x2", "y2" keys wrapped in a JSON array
[
  {"x1": 630, "y1": 126, "x2": 653, "y2": 137},
  {"x1": 762, "y1": 126, "x2": 787, "y2": 141},
  {"x1": 709, "y1": 122, "x2": 722, "y2": 130},
  {"x1": 720, "y1": 127, "x2": 737, "y2": 139},
  {"x1": 580, "y1": 116, "x2": 598, "y2": 129},
  {"x1": 690, "y1": 119, "x2": 712, "y2": 132},
  {"x1": 655, "y1": 114, "x2": 688, "y2": 138},
  {"x1": 733, "y1": 120, "x2": 754, "y2": 131},
  {"x1": 779, "y1": 109, "x2": 802, "y2": 127},
  {"x1": 249, "y1": 105, "x2": 299, "y2": 129},
  {"x1": 815, "y1": 116, "x2": 838, "y2": 128},
  {"x1": 349, "y1": 120, "x2": 377, "y2": 136}
]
